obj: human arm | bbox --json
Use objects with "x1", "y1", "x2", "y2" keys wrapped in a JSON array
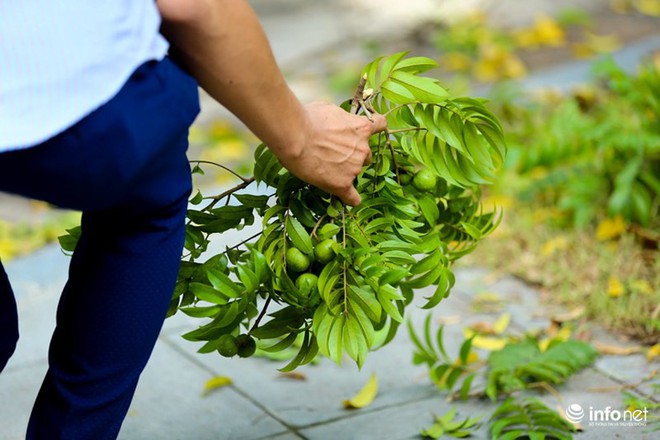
[{"x1": 156, "y1": 0, "x2": 387, "y2": 206}]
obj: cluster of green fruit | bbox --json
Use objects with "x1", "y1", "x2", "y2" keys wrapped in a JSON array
[
  {"x1": 168, "y1": 52, "x2": 505, "y2": 370},
  {"x1": 217, "y1": 333, "x2": 256, "y2": 358}
]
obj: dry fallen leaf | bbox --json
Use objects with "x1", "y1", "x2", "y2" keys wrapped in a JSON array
[
  {"x1": 342, "y1": 374, "x2": 378, "y2": 409},
  {"x1": 552, "y1": 306, "x2": 586, "y2": 324},
  {"x1": 594, "y1": 341, "x2": 642, "y2": 356},
  {"x1": 278, "y1": 371, "x2": 307, "y2": 381}
]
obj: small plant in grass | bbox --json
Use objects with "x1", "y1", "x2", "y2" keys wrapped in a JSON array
[
  {"x1": 409, "y1": 315, "x2": 597, "y2": 440},
  {"x1": 420, "y1": 407, "x2": 482, "y2": 439},
  {"x1": 490, "y1": 397, "x2": 576, "y2": 440}
]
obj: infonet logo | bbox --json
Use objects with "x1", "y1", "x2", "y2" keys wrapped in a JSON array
[{"x1": 565, "y1": 403, "x2": 650, "y2": 427}]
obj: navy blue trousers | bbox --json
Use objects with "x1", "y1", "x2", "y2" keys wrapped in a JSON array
[{"x1": 0, "y1": 57, "x2": 199, "y2": 439}]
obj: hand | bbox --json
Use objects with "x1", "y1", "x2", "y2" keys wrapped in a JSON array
[{"x1": 277, "y1": 102, "x2": 388, "y2": 207}]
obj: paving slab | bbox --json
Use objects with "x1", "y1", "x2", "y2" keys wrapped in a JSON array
[
  {"x1": 0, "y1": 362, "x2": 45, "y2": 440},
  {"x1": 119, "y1": 340, "x2": 290, "y2": 440}
]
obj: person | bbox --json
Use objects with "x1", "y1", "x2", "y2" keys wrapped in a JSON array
[{"x1": 0, "y1": 0, "x2": 387, "y2": 438}]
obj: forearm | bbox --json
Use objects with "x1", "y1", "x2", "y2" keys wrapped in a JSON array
[{"x1": 158, "y1": 0, "x2": 306, "y2": 159}]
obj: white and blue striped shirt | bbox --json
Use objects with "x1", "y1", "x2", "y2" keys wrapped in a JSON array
[{"x1": 0, "y1": 1, "x2": 169, "y2": 152}]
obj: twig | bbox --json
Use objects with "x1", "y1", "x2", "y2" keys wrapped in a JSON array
[
  {"x1": 206, "y1": 177, "x2": 256, "y2": 202},
  {"x1": 189, "y1": 160, "x2": 252, "y2": 183},
  {"x1": 227, "y1": 231, "x2": 263, "y2": 251},
  {"x1": 310, "y1": 214, "x2": 327, "y2": 240},
  {"x1": 350, "y1": 74, "x2": 368, "y2": 115},
  {"x1": 250, "y1": 295, "x2": 272, "y2": 333}
]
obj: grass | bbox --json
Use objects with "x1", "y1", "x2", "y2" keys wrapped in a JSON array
[{"x1": 464, "y1": 203, "x2": 659, "y2": 344}]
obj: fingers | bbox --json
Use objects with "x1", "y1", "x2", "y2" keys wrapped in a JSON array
[
  {"x1": 367, "y1": 113, "x2": 388, "y2": 134},
  {"x1": 363, "y1": 149, "x2": 373, "y2": 166},
  {"x1": 338, "y1": 186, "x2": 362, "y2": 207}
]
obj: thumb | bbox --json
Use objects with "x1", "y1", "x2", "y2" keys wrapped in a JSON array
[
  {"x1": 368, "y1": 113, "x2": 388, "y2": 134},
  {"x1": 339, "y1": 186, "x2": 362, "y2": 207}
]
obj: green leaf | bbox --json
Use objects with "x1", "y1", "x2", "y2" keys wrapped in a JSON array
[
  {"x1": 286, "y1": 216, "x2": 313, "y2": 254},
  {"x1": 378, "y1": 51, "x2": 409, "y2": 86},
  {"x1": 395, "y1": 56, "x2": 439, "y2": 74},
  {"x1": 389, "y1": 70, "x2": 448, "y2": 104},
  {"x1": 207, "y1": 268, "x2": 243, "y2": 298},
  {"x1": 189, "y1": 189, "x2": 204, "y2": 205},
  {"x1": 189, "y1": 282, "x2": 229, "y2": 305}
]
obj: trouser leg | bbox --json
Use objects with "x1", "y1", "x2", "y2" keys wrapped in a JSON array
[
  {"x1": 28, "y1": 172, "x2": 191, "y2": 439},
  {"x1": 0, "y1": 259, "x2": 19, "y2": 372},
  {"x1": 0, "y1": 57, "x2": 199, "y2": 439}
]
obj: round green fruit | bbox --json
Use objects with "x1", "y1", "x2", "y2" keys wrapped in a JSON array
[
  {"x1": 413, "y1": 169, "x2": 437, "y2": 191},
  {"x1": 217, "y1": 334, "x2": 238, "y2": 358},
  {"x1": 295, "y1": 273, "x2": 319, "y2": 295},
  {"x1": 236, "y1": 334, "x2": 257, "y2": 358},
  {"x1": 314, "y1": 239, "x2": 336, "y2": 264},
  {"x1": 399, "y1": 173, "x2": 412, "y2": 185},
  {"x1": 286, "y1": 247, "x2": 310, "y2": 272}
]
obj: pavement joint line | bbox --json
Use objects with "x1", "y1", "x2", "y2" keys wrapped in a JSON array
[
  {"x1": 288, "y1": 391, "x2": 440, "y2": 432},
  {"x1": 253, "y1": 430, "x2": 306, "y2": 440},
  {"x1": 158, "y1": 335, "x2": 310, "y2": 440},
  {"x1": 584, "y1": 365, "x2": 660, "y2": 404}
]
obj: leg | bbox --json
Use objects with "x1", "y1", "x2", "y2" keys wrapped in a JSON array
[
  {"x1": 0, "y1": 259, "x2": 19, "y2": 372},
  {"x1": 0, "y1": 57, "x2": 199, "y2": 439}
]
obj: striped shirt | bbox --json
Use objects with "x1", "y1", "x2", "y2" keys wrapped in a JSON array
[{"x1": 0, "y1": 1, "x2": 168, "y2": 152}]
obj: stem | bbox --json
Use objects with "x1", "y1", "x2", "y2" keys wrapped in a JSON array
[
  {"x1": 350, "y1": 74, "x2": 368, "y2": 115},
  {"x1": 387, "y1": 127, "x2": 427, "y2": 134},
  {"x1": 227, "y1": 231, "x2": 263, "y2": 251},
  {"x1": 310, "y1": 214, "x2": 327, "y2": 240},
  {"x1": 388, "y1": 139, "x2": 401, "y2": 185},
  {"x1": 206, "y1": 177, "x2": 256, "y2": 203},
  {"x1": 189, "y1": 160, "x2": 252, "y2": 183},
  {"x1": 249, "y1": 295, "x2": 272, "y2": 333},
  {"x1": 341, "y1": 206, "x2": 348, "y2": 314},
  {"x1": 384, "y1": 104, "x2": 408, "y2": 117}
]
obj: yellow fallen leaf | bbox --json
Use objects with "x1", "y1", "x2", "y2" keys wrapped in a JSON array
[
  {"x1": 464, "y1": 328, "x2": 508, "y2": 351},
  {"x1": 533, "y1": 15, "x2": 566, "y2": 47},
  {"x1": 594, "y1": 341, "x2": 642, "y2": 356},
  {"x1": 472, "y1": 335, "x2": 508, "y2": 351},
  {"x1": 0, "y1": 238, "x2": 16, "y2": 262},
  {"x1": 647, "y1": 344, "x2": 660, "y2": 362},
  {"x1": 493, "y1": 313, "x2": 511, "y2": 335},
  {"x1": 611, "y1": 0, "x2": 633, "y2": 14},
  {"x1": 607, "y1": 277, "x2": 625, "y2": 298},
  {"x1": 541, "y1": 236, "x2": 569, "y2": 256},
  {"x1": 342, "y1": 373, "x2": 378, "y2": 409},
  {"x1": 630, "y1": 279, "x2": 653, "y2": 295},
  {"x1": 596, "y1": 215, "x2": 626, "y2": 241},
  {"x1": 201, "y1": 375, "x2": 233, "y2": 396},
  {"x1": 635, "y1": 0, "x2": 660, "y2": 16},
  {"x1": 441, "y1": 52, "x2": 472, "y2": 72},
  {"x1": 540, "y1": 324, "x2": 574, "y2": 351},
  {"x1": 207, "y1": 119, "x2": 235, "y2": 139},
  {"x1": 512, "y1": 28, "x2": 540, "y2": 49},
  {"x1": 573, "y1": 32, "x2": 622, "y2": 59}
]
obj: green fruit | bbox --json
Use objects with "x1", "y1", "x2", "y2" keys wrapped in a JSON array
[
  {"x1": 217, "y1": 334, "x2": 238, "y2": 358},
  {"x1": 236, "y1": 334, "x2": 257, "y2": 358},
  {"x1": 412, "y1": 169, "x2": 437, "y2": 191},
  {"x1": 399, "y1": 173, "x2": 412, "y2": 185},
  {"x1": 314, "y1": 239, "x2": 336, "y2": 264},
  {"x1": 295, "y1": 273, "x2": 319, "y2": 295},
  {"x1": 286, "y1": 247, "x2": 310, "y2": 272}
]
